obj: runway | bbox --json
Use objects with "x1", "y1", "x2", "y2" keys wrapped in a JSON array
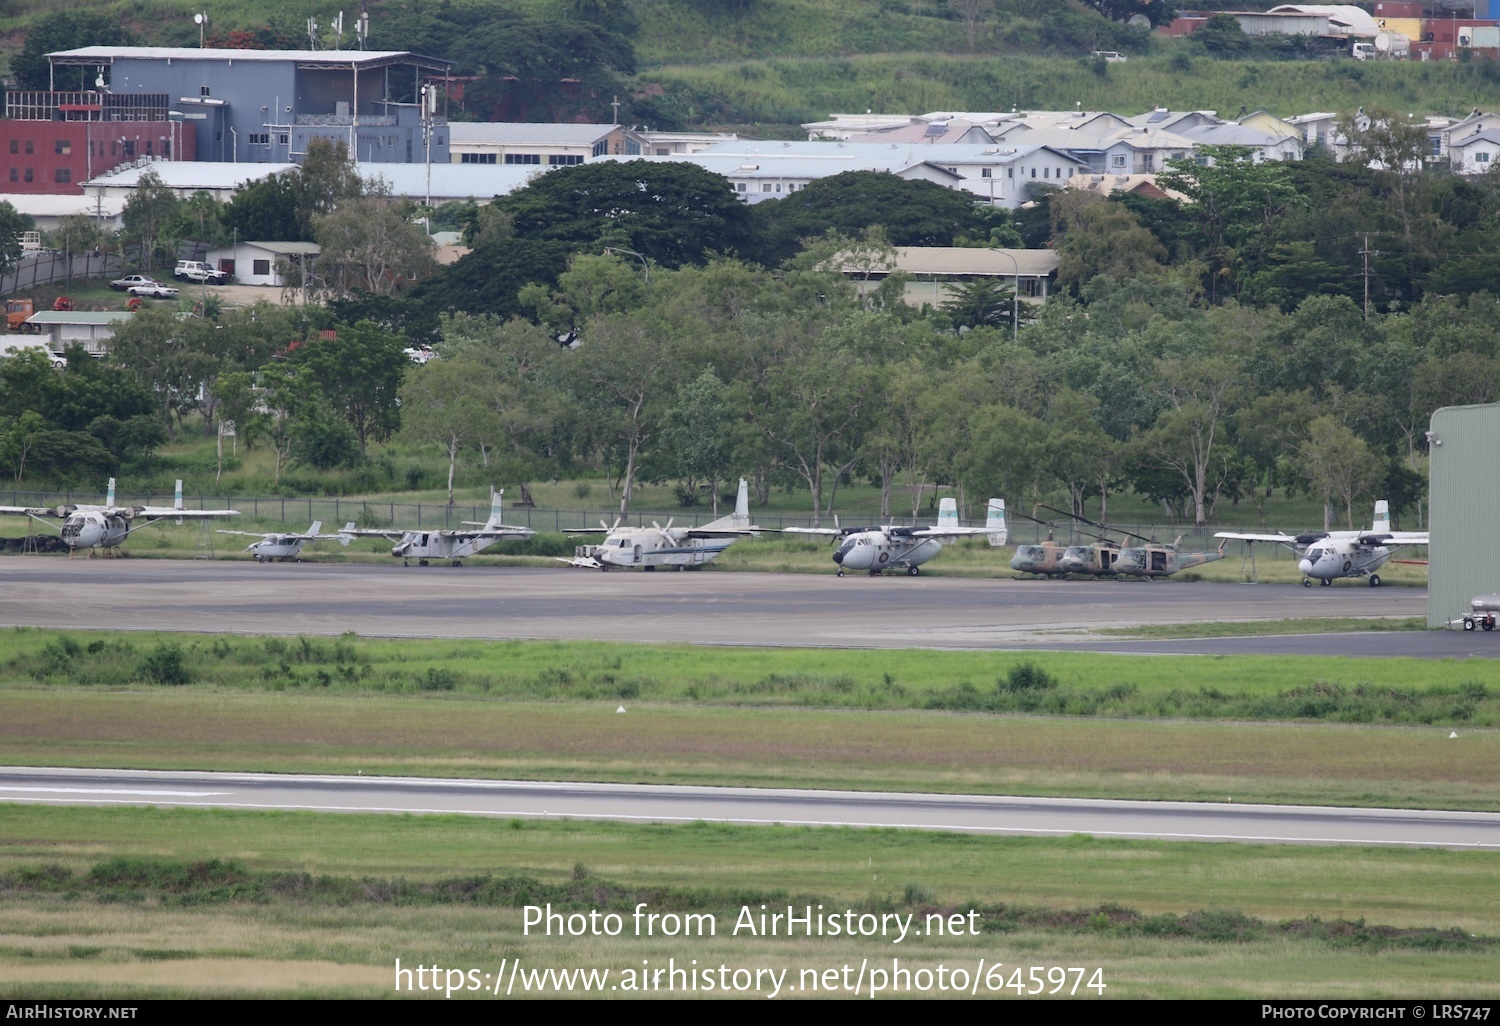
[
  {"x1": 2, "y1": 766, "x2": 1494, "y2": 848},
  {"x1": 0, "y1": 557, "x2": 1467, "y2": 655}
]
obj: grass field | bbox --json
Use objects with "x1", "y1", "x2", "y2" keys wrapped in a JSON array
[{"x1": 0, "y1": 806, "x2": 1497, "y2": 999}]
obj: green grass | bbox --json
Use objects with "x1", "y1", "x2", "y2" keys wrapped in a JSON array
[
  {"x1": 1, "y1": 807, "x2": 1497, "y2": 998},
  {"x1": 1, "y1": 629, "x2": 1490, "y2": 723},
  {"x1": 5, "y1": 690, "x2": 1499, "y2": 809}
]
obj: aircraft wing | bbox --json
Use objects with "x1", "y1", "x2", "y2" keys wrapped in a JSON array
[
  {"x1": 783, "y1": 527, "x2": 842, "y2": 536},
  {"x1": 135, "y1": 506, "x2": 241, "y2": 519},
  {"x1": 682, "y1": 527, "x2": 765, "y2": 538},
  {"x1": 905, "y1": 526, "x2": 996, "y2": 539},
  {"x1": 0, "y1": 506, "x2": 55, "y2": 517},
  {"x1": 1213, "y1": 532, "x2": 1299, "y2": 546},
  {"x1": 1357, "y1": 531, "x2": 1429, "y2": 546},
  {"x1": 215, "y1": 530, "x2": 273, "y2": 537},
  {"x1": 436, "y1": 526, "x2": 536, "y2": 540}
]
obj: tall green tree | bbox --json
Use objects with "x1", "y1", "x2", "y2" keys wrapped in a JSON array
[{"x1": 291, "y1": 320, "x2": 408, "y2": 453}]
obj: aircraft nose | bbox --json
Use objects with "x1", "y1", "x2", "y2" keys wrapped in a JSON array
[
  {"x1": 832, "y1": 544, "x2": 848, "y2": 565},
  {"x1": 1298, "y1": 558, "x2": 1314, "y2": 575}
]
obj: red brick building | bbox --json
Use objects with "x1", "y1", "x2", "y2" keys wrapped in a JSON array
[{"x1": 1, "y1": 91, "x2": 196, "y2": 195}]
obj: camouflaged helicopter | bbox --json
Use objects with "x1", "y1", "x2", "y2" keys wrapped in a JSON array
[
  {"x1": 1038, "y1": 504, "x2": 1225, "y2": 580},
  {"x1": 1006, "y1": 507, "x2": 1123, "y2": 578}
]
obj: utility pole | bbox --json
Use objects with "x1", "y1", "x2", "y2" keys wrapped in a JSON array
[{"x1": 1357, "y1": 232, "x2": 1378, "y2": 319}]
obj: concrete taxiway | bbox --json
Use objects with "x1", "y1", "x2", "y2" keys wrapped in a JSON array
[
  {"x1": 3, "y1": 766, "x2": 1494, "y2": 848},
  {"x1": 0, "y1": 557, "x2": 1467, "y2": 655}
]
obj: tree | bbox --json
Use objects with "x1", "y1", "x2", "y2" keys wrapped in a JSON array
[
  {"x1": 1195, "y1": 13, "x2": 1250, "y2": 56},
  {"x1": 501, "y1": 160, "x2": 753, "y2": 269},
  {"x1": 660, "y1": 369, "x2": 732, "y2": 511},
  {"x1": 942, "y1": 278, "x2": 1022, "y2": 331},
  {"x1": 294, "y1": 139, "x2": 365, "y2": 238},
  {"x1": 10, "y1": 12, "x2": 137, "y2": 90},
  {"x1": 222, "y1": 173, "x2": 303, "y2": 242},
  {"x1": 313, "y1": 198, "x2": 436, "y2": 296},
  {"x1": 1050, "y1": 190, "x2": 1167, "y2": 293},
  {"x1": 950, "y1": 0, "x2": 995, "y2": 51},
  {"x1": 120, "y1": 171, "x2": 182, "y2": 269},
  {"x1": 291, "y1": 320, "x2": 408, "y2": 453},
  {"x1": 1132, "y1": 357, "x2": 1245, "y2": 525},
  {"x1": 399, "y1": 356, "x2": 502, "y2": 505},
  {"x1": 1297, "y1": 416, "x2": 1381, "y2": 530},
  {"x1": 0, "y1": 201, "x2": 32, "y2": 278},
  {"x1": 47, "y1": 215, "x2": 103, "y2": 287},
  {"x1": 752, "y1": 172, "x2": 986, "y2": 267}
]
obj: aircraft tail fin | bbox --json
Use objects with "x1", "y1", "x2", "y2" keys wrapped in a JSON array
[
  {"x1": 986, "y1": 498, "x2": 1008, "y2": 546},
  {"x1": 485, "y1": 489, "x2": 505, "y2": 529},
  {"x1": 307, "y1": 520, "x2": 322, "y2": 537},
  {"x1": 703, "y1": 478, "x2": 750, "y2": 529},
  {"x1": 106, "y1": 478, "x2": 115, "y2": 506},
  {"x1": 938, "y1": 497, "x2": 959, "y2": 530},
  {"x1": 1372, "y1": 499, "x2": 1390, "y2": 533}
]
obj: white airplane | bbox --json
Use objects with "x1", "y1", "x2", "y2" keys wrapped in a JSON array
[
  {"x1": 787, "y1": 498, "x2": 1007, "y2": 577},
  {"x1": 0, "y1": 478, "x2": 239, "y2": 555},
  {"x1": 217, "y1": 521, "x2": 333, "y2": 562},
  {"x1": 335, "y1": 490, "x2": 535, "y2": 566},
  {"x1": 1215, "y1": 500, "x2": 1428, "y2": 587},
  {"x1": 560, "y1": 478, "x2": 762, "y2": 571}
]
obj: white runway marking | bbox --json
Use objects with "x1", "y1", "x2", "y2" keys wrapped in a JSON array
[{"x1": 0, "y1": 786, "x2": 230, "y2": 797}]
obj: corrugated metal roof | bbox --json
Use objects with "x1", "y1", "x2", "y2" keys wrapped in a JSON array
[
  {"x1": 356, "y1": 162, "x2": 545, "y2": 200},
  {"x1": 47, "y1": 46, "x2": 434, "y2": 65},
  {"x1": 449, "y1": 123, "x2": 619, "y2": 146},
  {"x1": 235, "y1": 241, "x2": 322, "y2": 255},
  {"x1": 842, "y1": 247, "x2": 1059, "y2": 277},
  {"x1": 84, "y1": 161, "x2": 296, "y2": 190},
  {"x1": 24, "y1": 311, "x2": 132, "y2": 324}
]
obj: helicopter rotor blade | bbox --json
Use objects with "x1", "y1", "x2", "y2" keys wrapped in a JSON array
[{"x1": 1037, "y1": 502, "x2": 1152, "y2": 545}]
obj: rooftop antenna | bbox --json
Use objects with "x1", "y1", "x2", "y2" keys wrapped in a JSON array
[
  {"x1": 332, "y1": 11, "x2": 345, "y2": 49},
  {"x1": 194, "y1": 12, "x2": 207, "y2": 48},
  {"x1": 307, "y1": 17, "x2": 319, "y2": 50},
  {"x1": 356, "y1": 9, "x2": 369, "y2": 49}
]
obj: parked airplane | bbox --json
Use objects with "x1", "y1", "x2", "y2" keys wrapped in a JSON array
[
  {"x1": 0, "y1": 479, "x2": 239, "y2": 555},
  {"x1": 788, "y1": 498, "x2": 1006, "y2": 577},
  {"x1": 560, "y1": 478, "x2": 761, "y2": 570},
  {"x1": 336, "y1": 490, "x2": 535, "y2": 566},
  {"x1": 217, "y1": 521, "x2": 332, "y2": 562},
  {"x1": 1038, "y1": 503, "x2": 1226, "y2": 580},
  {"x1": 1215, "y1": 500, "x2": 1427, "y2": 587}
]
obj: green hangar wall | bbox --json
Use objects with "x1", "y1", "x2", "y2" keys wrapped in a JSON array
[{"x1": 1428, "y1": 403, "x2": 1500, "y2": 627}]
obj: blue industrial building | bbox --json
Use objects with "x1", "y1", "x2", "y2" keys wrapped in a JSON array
[{"x1": 45, "y1": 47, "x2": 451, "y2": 165}]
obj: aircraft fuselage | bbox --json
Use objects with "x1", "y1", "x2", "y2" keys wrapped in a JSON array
[
  {"x1": 832, "y1": 532, "x2": 942, "y2": 575},
  {"x1": 59, "y1": 512, "x2": 130, "y2": 552},
  {"x1": 582, "y1": 530, "x2": 734, "y2": 569}
]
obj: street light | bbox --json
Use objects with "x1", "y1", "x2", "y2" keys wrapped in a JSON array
[
  {"x1": 993, "y1": 248, "x2": 1021, "y2": 340},
  {"x1": 603, "y1": 246, "x2": 649, "y2": 284}
]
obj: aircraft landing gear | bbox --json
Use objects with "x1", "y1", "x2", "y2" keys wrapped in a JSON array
[
  {"x1": 402, "y1": 559, "x2": 409, "y2": 567},
  {"x1": 1320, "y1": 578, "x2": 1331, "y2": 587},
  {"x1": 907, "y1": 565, "x2": 920, "y2": 576},
  {"x1": 1302, "y1": 578, "x2": 1312, "y2": 587},
  {"x1": 452, "y1": 560, "x2": 462, "y2": 567},
  {"x1": 836, "y1": 569, "x2": 845, "y2": 577},
  {"x1": 599, "y1": 563, "x2": 609, "y2": 572},
  {"x1": 1369, "y1": 574, "x2": 1381, "y2": 587},
  {"x1": 418, "y1": 558, "x2": 429, "y2": 567}
]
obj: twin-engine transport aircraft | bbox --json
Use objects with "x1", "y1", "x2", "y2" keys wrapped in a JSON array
[
  {"x1": 1215, "y1": 500, "x2": 1428, "y2": 587},
  {"x1": 560, "y1": 478, "x2": 762, "y2": 571},
  {"x1": 0, "y1": 479, "x2": 239, "y2": 555},
  {"x1": 217, "y1": 521, "x2": 334, "y2": 562},
  {"x1": 336, "y1": 491, "x2": 535, "y2": 566},
  {"x1": 788, "y1": 498, "x2": 1007, "y2": 577}
]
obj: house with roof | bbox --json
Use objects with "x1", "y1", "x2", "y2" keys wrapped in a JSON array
[
  {"x1": 45, "y1": 46, "x2": 450, "y2": 165},
  {"x1": 21, "y1": 310, "x2": 133, "y2": 357},
  {"x1": 636, "y1": 130, "x2": 740, "y2": 156},
  {"x1": 447, "y1": 123, "x2": 645, "y2": 166},
  {"x1": 204, "y1": 241, "x2": 321, "y2": 287},
  {"x1": 1448, "y1": 126, "x2": 1500, "y2": 174},
  {"x1": 836, "y1": 247, "x2": 1061, "y2": 310}
]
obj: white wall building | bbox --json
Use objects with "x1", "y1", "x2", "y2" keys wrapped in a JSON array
[{"x1": 204, "y1": 241, "x2": 320, "y2": 286}]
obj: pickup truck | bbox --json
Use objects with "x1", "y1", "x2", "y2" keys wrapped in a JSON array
[{"x1": 174, "y1": 260, "x2": 229, "y2": 284}]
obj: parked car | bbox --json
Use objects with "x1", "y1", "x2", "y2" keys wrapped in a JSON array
[
  {"x1": 128, "y1": 283, "x2": 181, "y2": 299},
  {"x1": 1090, "y1": 50, "x2": 1127, "y2": 62},
  {"x1": 110, "y1": 274, "x2": 162, "y2": 292},
  {"x1": 403, "y1": 346, "x2": 437, "y2": 365},
  {"x1": 174, "y1": 260, "x2": 229, "y2": 284}
]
